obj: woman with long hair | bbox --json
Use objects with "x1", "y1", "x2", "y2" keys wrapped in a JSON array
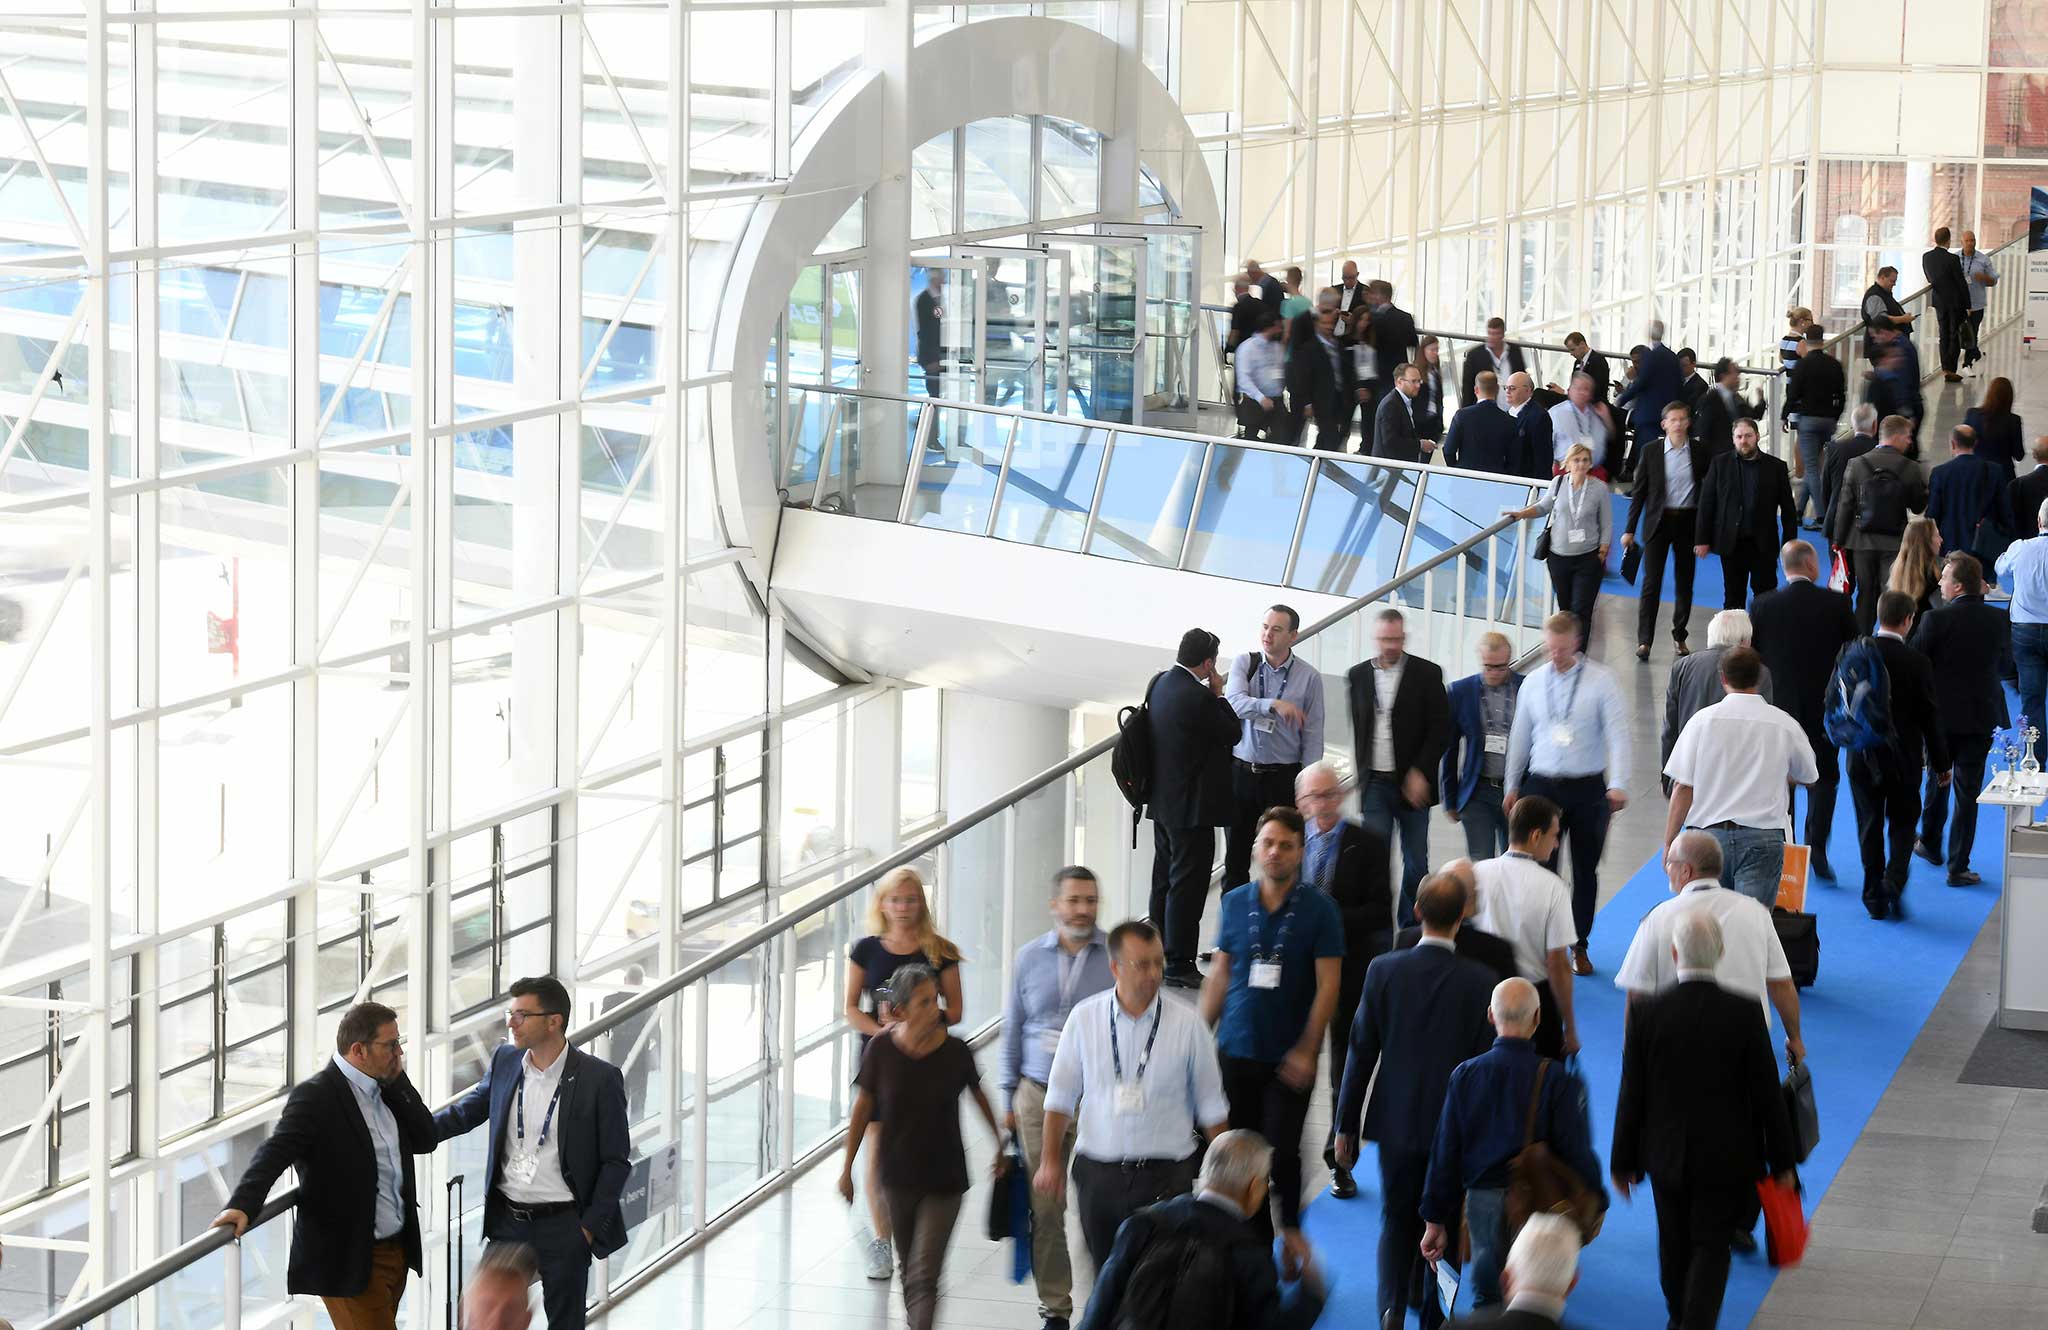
[
  {"x1": 1416, "y1": 335, "x2": 1446, "y2": 440},
  {"x1": 1888, "y1": 515, "x2": 1946, "y2": 619},
  {"x1": 1510, "y1": 441, "x2": 1612, "y2": 650},
  {"x1": 1964, "y1": 376, "x2": 2025, "y2": 483},
  {"x1": 841, "y1": 867, "x2": 964, "y2": 1279}
]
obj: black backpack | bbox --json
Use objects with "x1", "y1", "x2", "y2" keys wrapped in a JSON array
[
  {"x1": 1110, "y1": 671, "x2": 1166, "y2": 821},
  {"x1": 1112, "y1": 1218, "x2": 1237, "y2": 1330},
  {"x1": 1855, "y1": 460, "x2": 1911, "y2": 537}
]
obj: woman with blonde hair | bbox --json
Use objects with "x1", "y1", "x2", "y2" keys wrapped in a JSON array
[
  {"x1": 1510, "y1": 441, "x2": 1612, "y2": 650},
  {"x1": 1781, "y1": 306, "x2": 1813, "y2": 374},
  {"x1": 1887, "y1": 515, "x2": 1946, "y2": 619},
  {"x1": 841, "y1": 866, "x2": 964, "y2": 1279}
]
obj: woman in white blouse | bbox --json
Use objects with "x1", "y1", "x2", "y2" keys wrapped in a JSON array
[{"x1": 1511, "y1": 442, "x2": 1613, "y2": 650}]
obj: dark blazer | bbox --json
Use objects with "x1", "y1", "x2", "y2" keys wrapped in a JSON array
[
  {"x1": 2014, "y1": 465, "x2": 2048, "y2": 537},
  {"x1": 1347, "y1": 653, "x2": 1452, "y2": 803},
  {"x1": 1925, "y1": 451, "x2": 2014, "y2": 558},
  {"x1": 1622, "y1": 434, "x2": 1713, "y2": 539},
  {"x1": 1611, "y1": 980, "x2": 1798, "y2": 1220},
  {"x1": 1076, "y1": 1194, "x2": 1323, "y2": 1330},
  {"x1": 1821, "y1": 432, "x2": 1878, "y2": 534},
  {"x1": 1336, "y1": 942, "x2": 1497, "y2": 1153},
  {"x1": 1784, "y1": 351, "x2": 1848, "y2": 422},
  {"x1": 1143, "y1": 665, "x2": 1239, "y2": 828},
  {"x1": 1372, "y1": 387, "x2": 1427, "y2": 463},
  {"x1": 1909, "y1": 595, "x2": 2013, "y2": 738},
  {"x1": 1460, "y1": 343, "x2": 1527, "y2": 405},
  {"x1": 1445, "y1": 401, "x2": 1520, "y2": 474},
  {"x1": 1512, "y1": 402, "x2": 1556, "y2": 479},
  {"x1": 1418, "y1": 367, "x2": 1447, "y2": 441},
  {"x1": 223, "y1": 1063, "x2": 438, "y2": 1297},
  {"x1": 1924, "y1": 245, "x2": 1969, "y2": 313},
  {"x1": 1443, "y1": 671, "x2": 1525, "y2": 813},
  {"x1": 1862, "y1": 633, "x2": 1951, "y2": 773},
  {"x1": 1615, "y1": 342, "x2": 1683, "y2": 434},
  {"x1": 1750, "y1": 578, "x2": 1858, "y2": 736},
  {"x1": 1964, "y1": 407, "x2": 2026, "y2": 482},
  {"x1": 435, "y1": 1045, "x2": 633, "y2": 1258},
  {"x1": 1288, "y1": 328, "x2": 1358, "y2": 442},
  {"x1": 1559, "y1": 352, "x2": 1609, "y2": 402},
  {"x1": 1677, "y1": 370, "x2": 1708, "y2": 410},
  {"x1": 1320, "y1": 818, "x2": 1395, "y2": 963},
  {"x1": 1396, "y1": 922, "x2": 1517, "y2": 985},
  {"x1": 1692, "y1": 384, "x2": 1763, "y2": 460},
  {"x1": 1367, "y1": 303, "x2": 1419, "y2": 386},
  {"x1": 1695, "y1": 450, "x2": 1797, "y2": 556}
]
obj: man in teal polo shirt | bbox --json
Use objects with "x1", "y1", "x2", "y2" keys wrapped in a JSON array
[{"x1": 1198, "y1": 805, "x2": 1343, "y2": 1271}]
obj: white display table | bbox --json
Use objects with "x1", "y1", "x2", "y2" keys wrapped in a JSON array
[{"x1": 1981, "y1": 772, "x2": 2048, "y2": 1030}]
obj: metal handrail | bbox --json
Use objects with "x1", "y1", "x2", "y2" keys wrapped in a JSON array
[{"x1": 37, "y1": 468, "x2": 1531, "y2": 1330}]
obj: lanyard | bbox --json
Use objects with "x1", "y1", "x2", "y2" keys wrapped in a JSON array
[
  {"x1": 1570, "y1": 404, "x2": 1595, "y2": 441},
  {"x1": 1054, "y1": 943, "x2": 1092, "y2": 1013},
  {"x1": 1547, "y1": 663, "x2": 1583, "y2": 726},
  {"x1": 1253, "y1": 655, "x2": 1292, "y2": 700},
  {"x1": 515, "y1": 1071, "x2": 564, "y2": 1153},
  {"x1": 1246, "y1": 889, "x2": 1298, "y2": 964},
  {"x1": 1109, "y1": 999, "x2": 1164, "y2": 1084},
  {"x1": 1561, "y1": 479, "x2": 1591, "y2": 528}
]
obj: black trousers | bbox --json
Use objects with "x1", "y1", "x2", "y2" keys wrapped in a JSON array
[
  {"x1": 1718, "y1": 536, "x2": 1778, "y2": 609},
  {"x1": 1793, "y1": 727, "x2": 1841, "y2": 866},
  {"x1": 1149, "y1": 822, "x2": 1215, "y2": 973},
  {"x1": 1520, "y1": 772, "x2": 1612, "y2": 945},
  {"x1": 1636, "y1": 508, "x2": 1697, "y2": 646},
  {"x1": 1650, "y1": 1175, "x2": 1741, "y2": 1330},
  {"x1": 1965, "y1": 308, "x2": 1986, "y2": 364},
  {"x1": 1218, "y1": 1055, "x2": 1311, "y2": 1243},
  {"x1": 1850, "y1": 547, "x2": 1895, "y2": 633},
  {"x1": 485, "y1": 1198, "x2": 591, "y2": 1330},
  {"x1": 1545, "y1": 550, "x2": 1604, "y2": 649},
  {"x1": 1377, "y1": 1145, "x2": 1452, "y2": 1330},
  {"x1": 1849, "y1": 753, "x2": 1920, "y2": 913},
  {"x1": 1923, "y1": 731, "x2": 1992, "y2": 874},
  {"x1": 1071, "y1": 1153, "x2": 1198, "y2": 1272},
  {"x1": 1935, "y1": 303, "x2": 1966, "y2": 374},
  {"x1": 1225, "y1": 761, "x2": 1301, "y2": 894},
  {"x1": 1323, "y1": 942, "x2": 1389, "y2": 1156}
]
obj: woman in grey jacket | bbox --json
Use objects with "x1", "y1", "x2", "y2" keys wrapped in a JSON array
[{"x1": 1512, "y1": 442, "x2": 1612, "y2": 650}]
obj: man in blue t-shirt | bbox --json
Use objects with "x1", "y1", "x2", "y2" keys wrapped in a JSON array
[{"x1": 1198, "y1": 805, "x2": 1343, "y2": 1267}]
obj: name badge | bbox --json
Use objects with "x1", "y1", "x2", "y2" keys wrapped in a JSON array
[
  {"x1": 1116, "y1": 1084, "x2": 1146, "y2": 1114},
  {"x1": 1549, "y1": 724, "x2": 1574, "y2": 748},
  {"x1": 1248, "y1": 961, "x2": 1282, "y2": 990},
  {"x1": 1253, "y1": 715, "x2": 1276, "y2": 733},
  {"x1": 503, "y1": 1153, "x2": 540, "y2": 1186},
  {"x1": 1484, "y1": 733, "x2": 1508, "y2": 755}
]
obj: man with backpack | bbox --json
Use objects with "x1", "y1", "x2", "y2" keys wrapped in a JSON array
[
  {"x1": 1833, "y1": 591, "x2": 1951, "y2": 920},
  {"x1": 1830, "y1": 414, "x2": 1928, "y2": 632},
  {"x1": 1074, "y1": 1130, "x2": 1326, "y2": 1330}
]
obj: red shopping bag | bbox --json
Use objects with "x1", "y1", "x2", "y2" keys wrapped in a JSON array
[
  {"x1": 1828, "y1": 547, "x2": 1851, "y2": 594},
  {"x1": 1757, "y1": 1175, "x2": 1808, "y2": 1267}
]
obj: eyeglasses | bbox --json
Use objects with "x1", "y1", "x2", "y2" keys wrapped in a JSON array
[
  {"x1": 505, "y1": 1009, "x2": 564, "y2": 1025},
  {"x1": 370, "y1": 1037, "x2": 405, "y2": 1053}
]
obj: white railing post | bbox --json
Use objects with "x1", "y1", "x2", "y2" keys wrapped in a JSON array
[{"x1": 223, "y1": 1239, "x2": 242, "y2": 1330}]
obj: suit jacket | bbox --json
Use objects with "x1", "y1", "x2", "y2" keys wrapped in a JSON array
[
  {"x1": 1367, "y1": 303, "x2": 1419, "y2": 386},
  {"x1": 1909, "y1": 595, "x2": 2013, "y2": 737},
  {"x1": 1396, "y1": 922, "x2": 1518, "y2": 985},
  {"x1": 1510, "y1": 403, "x2": 1556, "y2": 479},
  {"x1": 1445, "y1": 401, "x2": 1521, "y2": 474},
  {"x1": 1288, "y1": 328, "x2": 1358, "y2": 441},
  {"x1": 1348, "y1": 653, "x2": 1452, "y2": 803},
  {"x1": 1615, "y1": 342, "x2": 1683, "y2": 433},
  {"x1": 1964, "y1": 407, "x2": 2026, "y2": 481},
  {"x1": 1460, "y1": 343, "x2": 1527, "y2": 406},
  {"x1": 1861, "y1": 634, "x2": 1950, "y2": 773},
  {"x1": 1143, "y1": 665, "x2": 1239, "y2": 828},
  {"x1": 1611, "y1": 980, "x2": 1797, "y2": 1215},
  {"x1": 1924, "y1": 245, "x2": 1970, "y2": 313},
  {"x1": 1821, "y1": 432, "x2": 1878, "y2": 534},
  {"x1": 2013, "y1": 465, "x2": 2048, "y2": 537},
  {"x1": 1623, "y1": 434, "x2": 1713, "y2": 539},
  {"x1": 1926, "y1": 452, "x2": 2014, "y2": 557},
  {"x1": 1695, "y1": 450, "x2": 1797, "y2": 555},
  {"x1": 1443, "y1": 671, "x2": 1525, "y2": 812},
  {"x1": 1749, "y1": 579, "x2": 1859, "y2": 736},
  {"x1": 1677, "y1": 371, "x2": 1708, "y2": 410},
  {"x1": 224, "y1": 1063, "x2": 438, "y2": 1297},
  {"x1": 1075, "y1": 1194, "x2": 1324, "y2": 1330},
  {"x1": 1691, "y1": 385, "x2": 1763, "y2": 461},
  {"x1": 1317, "y1": 818, "x2": 1394, "y2": 968},
  {"x1": 1830, "y1": 445, "x2": 1928, "y2": 554},
  {"x1": 1372, "y1": 388, "x2": 1428, "y2": 463},
  {"x1": 435, "y1": 1044, "x2": 633, "y2": 1259},
  {"x1": 1336, "y1": 942, "x2": 1497, "y2": 1152},
  {"x1": 1561, "y1": 352, "x2": 1609, "y2": 403}
]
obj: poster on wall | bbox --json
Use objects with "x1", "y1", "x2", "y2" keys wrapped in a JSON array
[{"x1": 2027, "y1": 188, "x2": 2048, "y2": 342}]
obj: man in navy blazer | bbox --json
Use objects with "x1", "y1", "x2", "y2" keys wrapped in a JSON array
[
  {"x1": 1443, "y1": 372, "x2": 1521, "y2": 474},
  {"x1": 1335, "y1": 872, "x2": 1497, "y2": 1330},
  {"x1": 438, "y1": 976, "x2": 632, "y2": 1330},
  {"x1": 1442, "y1": 633, "x2": 1524, "y2": 860},
  {"x1": 1614, "y1": 322, "x2": 1683, "y2": 482},
  {"x1": 1925, "y1": 423, "x2": 2014, "y2": 562}
]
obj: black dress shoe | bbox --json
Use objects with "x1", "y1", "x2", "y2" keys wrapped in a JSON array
[
  {"x1": 1043, "y1": 1318, "x2": 1070, "y2": 1330},
  {"x1": 1914, "y1": 840, "x2": 1943, "y2": 866},
  {"x1": 1161, "y1": 969, "x2": 1203, "y2": 990},
  {"x1": 1636, "y1": 643, "x2": 1651, "y2": 661},
  {"x1": 1332, "y1": 1166, "x2": 1357, "y2": 1199},
  {"x1": 1949, "y1": 870, "x2": 1982, "y2": 886},
  {"x1": 1730, "y1": 1229, "x2": 1758, "y2": 1254},
  {"x1": 1810, "y1": 855, "x2": 1835, "y2": 881}
]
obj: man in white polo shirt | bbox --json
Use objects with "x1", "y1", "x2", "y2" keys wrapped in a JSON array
[
  {"x1": 1616, "y1": 831, "x2": 1805, "y2": 1067},
  {"x1": 1662, "y1": 645, "x2": 1818, "y2": 908},
  {"x1": 1471, "y1": 795, "x2": 1580, "y2": 1060}
]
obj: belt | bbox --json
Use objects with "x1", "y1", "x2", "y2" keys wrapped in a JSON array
[
  {"x1": 1235, "y1": 759, "x2": 1300, "y2": 774},
  {"x1": 494, "y1": 1194, "x2": 577, "y2": 1220},
  {"x1": 1078, "y1": 1155, "x2": 1191, "y2": 1172},
  {"x1": 1695, "y1": 821, "x2": 1778, "y2": 833},
  {"x1": 1478, "y1": 776, "x2": 1505, "y2": 787}
]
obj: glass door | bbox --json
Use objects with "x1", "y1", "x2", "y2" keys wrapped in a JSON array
[
  {"x1": 1105, "y1": 223, "x2": 1201, "y2": 432},
  {"x1": 952, "y1": 245, "x2": 1052, "y2": 414},
  {"x1": 910, "y1": 258, "x2": 980, "y2": 403},
  {"x1": 1040, "y1": 234, "x2": 1146, "y2": 425}
]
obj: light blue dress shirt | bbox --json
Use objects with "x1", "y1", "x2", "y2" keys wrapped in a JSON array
[
  {"x1": 1505, "y1": 657, "x2": 1632, "y2": 791},
  {"x1": 1999, "y1": 535, "x2": 2048, "y2": 624},
  {"x1": 1962, "y1": 251, "x2": 1997, "y2": 312},
  {"x1": 1236, "y1": 332, "x2": 1287, "y2": 400},
  {"x1": 999, "y1": 929, "x2": 1114, "y2": 1106},
  {"x1": 332, "y1": 1053, "x2": 405, "y2": 1240},
  {"x1": 1304, "y1": 817, "x2": 1342, "y2": 895},
  {"x1": 1224, "y1": 650, "x2": 1327, "y2": 765}
]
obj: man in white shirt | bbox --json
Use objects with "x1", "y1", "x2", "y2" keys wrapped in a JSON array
[
  {"x1": 1546, "y1": 372, "x2": 1611, "y2": 475},
  {"x1": 1036, "y1": 920, "x2": 1230, "y2": 1271},
  {"x1": 1234, "y1": 311, "x2": 1289, "y2": 441},
  {"x1": 1614, "y1": 832, "x2": 1805, "y2": 1066},
  {"x1": 1473, "y1": 796, "x2": 1581, "y2": 1058},
  {"x1": 1663, "y1": 646, "x2": 1818, "y2": 908}
]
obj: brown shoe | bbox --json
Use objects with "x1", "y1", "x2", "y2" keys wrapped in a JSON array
[
  {"x1": 1673, "y1": 641, "x2": 1691, "y2": 657},
  {"x1": 1944, "y1": 372, "x2": 1964, "y2": 382},
  {"x1": 1572, "y1": 943, "x2": 1594, "y2": 977}
]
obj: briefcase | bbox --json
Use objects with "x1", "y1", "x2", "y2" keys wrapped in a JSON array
[
  {"x1": 1773, "y1": 907, "x2": 1819, "y2": 988},
  {"x1": 1782, "y1": 1061, "x2": 1820, "y2": 1164}
]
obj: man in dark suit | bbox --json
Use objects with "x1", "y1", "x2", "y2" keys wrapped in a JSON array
[
  {"x1": 1335, "y1": 872, "x2": 1499, "y2": 1330},
  {"x1": 1295, "y1": 761, "x2": 1393, "y2": 1201},
  {"x1": 1612, "y1": 911, "x2": 1798, "y2": 1330},
  {"x1": 1926, "y1": 424, "x2": 2013, "y2": 562},
  {"x1": 1334, "y1": 258, "x2": 1368, "y2": 314},
  {"x1": 1144, "y1": 627, "x2": 1241, "y2": 985},
  {"x1": 1623, "y1": 401, "x2": 1711, "y2": 657},
  {"x1": 1442, "y1": 1214, "x2": 1584, "y2": 1328},
  {"x1": 1691, "y1": 357, "x2": 1763, "y2": 462},
  {"x1": 1372, "y1": 360, "x2": 1432, "y2": 464},
  {"x1": 2012, "y1": 438, "x2": 2048, "y2": 536},
  {"x1": 1749, "y1": 541, "x2": 1860, "y2": 879},
  {"x1": 1443, "y1": 633, "x2": 1524, "y2": 859},
  {"x1": 1349, "y1": 607, "x2": 1453, "y2": 926},
  {"x1": 1444, "y1": 373, "x2": 1520, "y2": 473},
  {"x1": 1923, "y1": 227, "x2": 1971, "y2": 380},
  {"x1": 1288, "y1": 294, "x2": 1362, "y2": 453},
  {"x1": 1397, "y1": 858, "x2": 1518, "y2": 983},
  {"x1": 437, "y1": 976, "x2": 632, "y2": 1330},
  {"x1": 1460, "y1": 318, "x2": 1527, "y2": 406},
  {"x1": 1694, "y1": 418, "x2": 1797, "y2": 609},
  {"x1": 1847, "y1": 592, "x2": 1952, "y2": 919},
  {"x1": 1832, "y1": 414, "x2": 1929, "y2": 632},
  {"x1": 215, "y1": 1003, "x2": 439, "y2": 1330},
  {"x1": 1546, "y1": 332, "x2": 1608, "y2": 405},
  {"x1": 1821, "y1": 406, "x2": 1880, "y2": 541},
  {"x1": 1910, "y1": 554, "x2": 2012, "y2": 885},
  {"x1": 1614, "y1": 321, "x2": 1683, "y2": 483},
  {"x1": 1675, "y1": 348, "x2": 1709, "y2": 411},
  {"x1": 1224, "y1": 277, "x2": 1264, "y2": 353},
  {"x1": 1504, "y1": 372, "x2": 1556, "y2": 479},
  {"x1": 1076, "y1": 1130, "x2": 1326, "y2": 1330}
]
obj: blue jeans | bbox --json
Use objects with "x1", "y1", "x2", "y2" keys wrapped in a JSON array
[
  {"x1": 1705, "y1": 825, "x2": 1786, "y2": 908},
  {"x1": 1362, "y1": 775, "x2": 1430, "y2": 927},
  {"x1": 1465, "y1": 1186, "x2": 1509, "y2": 1312},
  {"x1": 2016, "y1": 622, "x2": 2048, "y2": 740},
  {"x1": 1796, "y1": 418, "x2": 1835, "y2": 521}
]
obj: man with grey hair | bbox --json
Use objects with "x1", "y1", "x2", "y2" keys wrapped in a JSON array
[
  {"x1": 1659, "y1": 608, "x2": 1773, "y2": 784},
  {"x1": 1445, "y1": 1213, "x2": 1582, "y2": 1328},
  {"x1": 1998, "y1": 498, "x2": 2048, "y2": 734},
  {"x1": 1502, "y1": 371, "x2": 1555, "y2": 480},
  {"x1": 1419, "y1": 979, "x2": 1604, "y2": 1314},
  {"x1": 1076, "y1": 1130, "x2": 1326, "y2": 1330},
  {"x1": 1821, "y1": 401, "x2": 1881, "y2": 533}
]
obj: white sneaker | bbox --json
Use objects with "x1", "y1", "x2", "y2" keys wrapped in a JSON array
[{"x1": 864, "y1": 1235, "x2": 893, "y2": 1280}]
